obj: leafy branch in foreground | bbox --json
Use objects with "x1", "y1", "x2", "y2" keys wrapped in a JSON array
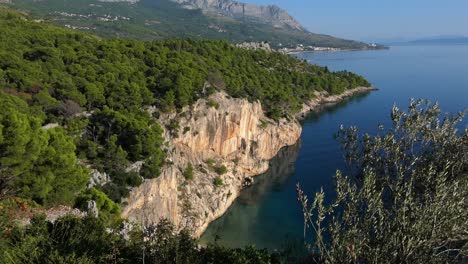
[{"x1": 298, "y1": 99, "x2": 468, "y2": 263}]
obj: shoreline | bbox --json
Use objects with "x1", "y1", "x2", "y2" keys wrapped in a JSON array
[
  {"x1": 296, "y1": 86, "x2": 378, "y2": 120},
  {"x1": 198, "y1": 86, "x2": 377, "y2": 237},
  {"x1": 285, "y1": 47, "x2": 389, "y2": 55}
]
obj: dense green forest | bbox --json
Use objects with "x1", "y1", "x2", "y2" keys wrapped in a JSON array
[
  {"x1": 14, "y1": 7, "x2": 468, "y2": 263},
  {"x1": 4, "y1": 0, "x2": 381, "y2": 50},
  {"x1": 0, "y1": 7, "x2": 370, "y2": 208},
  {"x1": 0, "y1": 7, "x2": 466, "y2": 262}
]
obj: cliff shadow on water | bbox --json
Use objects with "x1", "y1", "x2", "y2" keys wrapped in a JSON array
[
  {"x1": 199, "y1": 91, "x2": 373, "y2": 251},
  {"x1": 199, "y1": 142, "x2": 301, "y2": 246},
  {"x1": 300, "y1": 91, "x2": 372, "y2": 124}
]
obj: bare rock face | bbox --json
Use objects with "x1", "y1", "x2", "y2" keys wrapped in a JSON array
[
  {"x1": 171, "y1": 0, "x2": 305, "y2": 31},
  {"x1": 122, "y1": 92, "x2": 301, "y2": 237},
  {"x1": 88, "y1": 169, "x2": 111, "y2": 189},
  {"x1": 236, "y1": 41, "x2": 272, "y2": 52}
]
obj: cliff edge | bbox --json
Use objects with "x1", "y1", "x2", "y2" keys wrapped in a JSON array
[
  {"x1": 122, "y1": 87, "x2": 376, "y2": 237},
  {"x1": 122, "y1": 91, "x2": 301, "y2": 237}
]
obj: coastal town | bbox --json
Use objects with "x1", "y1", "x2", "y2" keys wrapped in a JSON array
[{"x1": 236, "y1": 41, "x2": 381, "y2": 54}]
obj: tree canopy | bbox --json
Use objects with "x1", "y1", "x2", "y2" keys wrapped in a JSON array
[{"x1": 0, "y1": 7, "x2": 370, "y2": 204}]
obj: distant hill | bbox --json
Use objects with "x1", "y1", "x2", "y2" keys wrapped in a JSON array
[
  {"x1": 408, "y1": 36, "x2": 468, "y2": 44},
  {"x1": 2, "y1": 0, "x2": 383, "y2": 50}
]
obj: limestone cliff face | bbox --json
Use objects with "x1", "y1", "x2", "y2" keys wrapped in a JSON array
[
  {"x1": 122, "y1": 87, "x2": 375, "y2": 237},
  {"x1": 122, "y1": 92, "x2": 301, "y2": 236}
]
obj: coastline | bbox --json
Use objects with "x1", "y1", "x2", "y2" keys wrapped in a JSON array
[
  {"x1": 122, "y1": 86, "x2": 377, "y2": 238},
  {"x1": 296, "y1": 86, "x2": 378, "y2": 119},
  {"x1": 196, "y1": 86, "x2": 377, "y2": 237},
  {"x1": 285, "y1": 47, "x2": 389, "y2": 55}
]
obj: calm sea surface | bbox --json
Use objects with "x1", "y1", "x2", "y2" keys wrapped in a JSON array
[{"x1": 200, "y1": 45, "x2": 468, "y2": 250}]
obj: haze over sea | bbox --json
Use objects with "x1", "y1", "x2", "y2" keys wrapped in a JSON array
[{"x1": 200, "y1": 44, "x2": 468, "y2": 249}]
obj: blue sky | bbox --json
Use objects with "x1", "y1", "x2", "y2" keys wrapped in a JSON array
[{"x1": 242, "y1": 0, "x2": 468, "y2": 42}]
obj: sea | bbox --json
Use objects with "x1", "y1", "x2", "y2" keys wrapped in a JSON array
[{"x1": 200, "y1": 44, "x2": 468, "y2": 250}]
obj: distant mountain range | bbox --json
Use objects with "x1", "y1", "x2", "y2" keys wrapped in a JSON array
[
  {"x1": 2, "y1": 0, "x2": 384, "y2": 50},
  {"x1": 408, "y1": 36, "x2": 468, "y2": 44},
  {"x1": 375, "y1": 35, "x2": 468, "y2": 45}
]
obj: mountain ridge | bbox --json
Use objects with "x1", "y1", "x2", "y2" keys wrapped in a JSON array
[
  {"x1": 171, "y1": 0, "x2": 304, "y2": 31},
  {"x1": 3, "y1": 0, "x2": 383, "y2": 49}
]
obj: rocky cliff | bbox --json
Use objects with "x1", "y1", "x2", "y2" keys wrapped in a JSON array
[
  {"x1": 122, "y1": 87, "x2": 376, "y2": 237},
  {"x1": 171, "y1": 0, "x2": 304, "y2": 31},
  {"x1": 122, "y1": 91, "x2": 301, "y2": 237}
]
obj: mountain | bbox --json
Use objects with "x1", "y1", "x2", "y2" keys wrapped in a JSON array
[
  {"x1": 3, "y1": 0, "x2": 382, "y2": 50},
  {"x1": 171, "y1": 0, "x2": 304, "y2": 31}
]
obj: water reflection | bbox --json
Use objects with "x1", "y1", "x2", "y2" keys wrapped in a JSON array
[
  {"x1": 200, "y1": 143, "x2": 301, "y2": 248},
  {"x1": 238, "y1": 142, "x2": 301, "y2": 205},
  {"x1": 200, "y1": 91, "x2": 374, "y2": 250},
  {"x1": 303, "y1": 91, "x2": 372, "y2": 124}
]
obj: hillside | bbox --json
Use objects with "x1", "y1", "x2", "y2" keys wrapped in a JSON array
[
  {"x1": 0, "y1": 7, "x2": 376, "y2": 261},
  {"x1": 0, "y1": 5, "x2": 370, "y2": 215},
  {"x1": 170, "y1": 0, "x2": 304, "y2": 30},
  {"x1": 2, "y1": 0, "x2": 383, "y2": 49}
]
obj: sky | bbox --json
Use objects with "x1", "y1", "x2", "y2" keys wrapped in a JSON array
[{"x1": 241, "y1": 0, "x2": 468, "y2": 42}]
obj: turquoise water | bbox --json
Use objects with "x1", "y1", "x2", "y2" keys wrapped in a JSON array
[{"x1": 200, "y1": 45, "x2": 468, "y2": 250}]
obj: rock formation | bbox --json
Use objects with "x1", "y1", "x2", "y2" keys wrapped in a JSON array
[
  {"x1": 236, "y1": 41, "x2": 272, "y2": 52},
  {"x1": 122, "y1": 91, "x2": 301, "y2": 237},
  {"x1": 122, "y1": 87, "x2": 376, "y2": 237},
  {"x1": 171, "y1": 0, "x2": 305, "y2": 31}
]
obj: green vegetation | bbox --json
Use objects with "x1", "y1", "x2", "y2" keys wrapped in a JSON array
[
  {"x1": 207, "y1": 98, "x2": 220, "y2": 109},
  {"x1": 258, "y1": 119, "x2": 270, "y2": 129},
  {"x1": 5, "y1": 0, "x2": 382, "y2": 50},
  {"x1": 213, "y1": 177, "x2": 224, "y2": 188},
  {"x1": 75, "y1": 187, "x2": 121, "y2": 223},
  {"x1": 298, "y1": 100, "x2": 468, "y2": 263},
  {"x1": 0, "y1": 215, "x2": 280, "y2": 264},
  {"x1": 0, "y1": 92, "x2": 88, "y2": 206},
  {"x1": 205, "y1": 158, "x2": 228, "y2": 175},
  {"x1": 214, "y1": 165, "x2": 228, "y2": 175},
  {"x1": 205, "y1": 158, "x2": 216, "y2": 167},
  {"x1": 183, "y1": 163, "x2": 194, "y2": 181},
  {"x1": 0, "y1": 7, "x2": 383, "y2": 262}
]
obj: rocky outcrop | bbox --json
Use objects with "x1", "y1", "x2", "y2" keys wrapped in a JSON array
[
  {"x1": 236, "y1": 41, "x2": 272, "y2": 52},
  {"x1": 122, "y1": 87, "x2": 375, "y2": 237},
  {"x1": 171, "y1": 0, "x2": 304, "y2": 31},
  {"x1": 297, "y1": 86, "x2": 378, "y2": 119},
  {"x1": 88, "y1": 169, "x2": 111, "y2": 189},
  {"x1": 122, "y1": 91, "x2": 301, "y2": 237}
]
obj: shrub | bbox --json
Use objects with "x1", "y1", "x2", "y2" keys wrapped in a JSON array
[
  {"x1": 167, "y1": 119, "x2": 180, "y2": 138},
  {"x1": 75, "y1": 188, "x2": 121, "y2": 223},
  {"x1": 0, "y1": 215, "x2": 280, "y2": 264},
  {"x1": 183, "y1": 163, "x2": 194, "y2": 181},
  {"x1": 213, "y1": 177, "x2": 224, "y2": 188},
  {"x1": 214, "y1": 165, "x2": 228, "y2": 175},
  {"x1": 258, "y1": 119, "x2": 269, "y2": 129},
  {"x1": 205, "y1": 158, "x2": 216, "y2": 167},
  {"x1": 206, "y1": 99, "x2": 220, "y2": 109},
  {"x1": 297, "y1": 100, "x2": 468, "y2": 263}
]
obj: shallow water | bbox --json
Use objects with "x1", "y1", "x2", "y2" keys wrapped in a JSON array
[{"x1": 200, "y1": 45, "x2": 468, "y2": 250}]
